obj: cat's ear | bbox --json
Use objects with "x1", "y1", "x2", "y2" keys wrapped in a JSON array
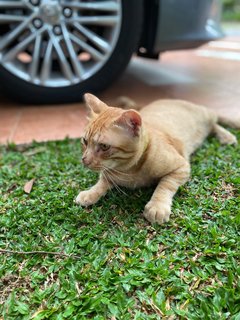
[
  {"x1": 114, "y1": 109, "x2": 142, "y2": 137},
  {"x1": 84, "y1": 93, "x2": 108, "y2": 116}
]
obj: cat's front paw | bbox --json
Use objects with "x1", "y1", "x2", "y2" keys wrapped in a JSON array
[
  {"x1": 143, "y1": 201, "x2": 171, "y2": 225},
  {"x1": 75, "y1": 190, "x2": 100, "y2": 207}
]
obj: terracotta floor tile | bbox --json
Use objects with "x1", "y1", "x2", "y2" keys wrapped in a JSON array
[
  {"x1": 11, "y1": 104, "x2": 88, "y2": 144},
  {"x1": 0, "y1": 108, "x2": 22, "y2": 144},
  {"x1": 0, "y1": 33, "x2": 239, "y2": 145}
]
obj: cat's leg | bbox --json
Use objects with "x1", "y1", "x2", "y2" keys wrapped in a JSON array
[
  {"x1": 75, "y1": 175, "x2": 111, "y2": 207},
  {"x1": 213, "y1": 124, "x2": 237, "y2": 145},
  {"x1": 143, "y1": 162, "x2": 190, "y2": 224}
]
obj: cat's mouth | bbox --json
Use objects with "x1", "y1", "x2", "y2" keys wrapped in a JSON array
[
  {"x1": 84, "y1": 163, "x2": 102, "y2": 172},
  {"x1": 91, "y1": 166, "x2": 102, "y2": 172}
]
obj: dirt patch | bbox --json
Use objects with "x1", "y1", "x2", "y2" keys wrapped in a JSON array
[{"x1": 0, "y1": 273, "x2": 32, "y2": 305}]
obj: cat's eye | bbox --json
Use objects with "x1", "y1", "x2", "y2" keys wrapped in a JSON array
[
  {"x1": 82, "y1": 137, "x2": 88, "y2": 146},
  {"x1": 99, "y1": 143, "x2": 110, "y2": 151}
]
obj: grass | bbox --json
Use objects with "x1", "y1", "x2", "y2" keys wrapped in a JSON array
[
  {"x1": 0, "y1": 132, "x2": 239, "y2": 320},
  {"x1": 222, "y1": 0, "x2": 240, "y2": 22}
]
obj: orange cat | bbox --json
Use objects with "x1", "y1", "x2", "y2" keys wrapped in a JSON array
[{"x1": 75, "y1": 94, "x2": 239, "y2": 224}]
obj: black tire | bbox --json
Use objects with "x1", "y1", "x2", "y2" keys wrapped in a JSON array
[{"x1": 0, "y1": 0, "x2": 143, "y2": 104}]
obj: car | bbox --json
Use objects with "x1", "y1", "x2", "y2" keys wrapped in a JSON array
[{"x1": 0, "y1": 0, "x2": 223, "y2": 104}]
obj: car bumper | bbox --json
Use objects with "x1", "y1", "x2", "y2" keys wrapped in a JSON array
[{"x1": 154, "y1": 0, "x2": 224, "y2": 53}]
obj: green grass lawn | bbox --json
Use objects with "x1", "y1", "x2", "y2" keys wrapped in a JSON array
[{"x1": 0, "y1": 132, "x2": 239, "y2": 320}]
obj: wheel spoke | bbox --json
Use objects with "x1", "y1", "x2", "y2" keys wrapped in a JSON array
[
  {"x1": 69, "y1": 15, "x2": 120, "y2": 26},
  {"x1": 40, "y1": 38, "x2": 53, "y2": 84},
  {"x1": 0, "y1": 13, "x2": 37, "y2": 51},
  {"x1": 2, "y1": 27, "x2": 46, "y2": 63},
  {"x1": 48, "y1": 30, "x2": 75, "y2": 83},
  {"x1": 61, "y1": 23, "x2": 84, "y2": 78},
  {"x1": 61, "y1": 1, "x2": 120, "y2": 12},
  {"x1": 70, "y1": 33, "x2": 104, "y2": 62},
  {"x1": 0, "y1": 14, "x2": 26, "y2": 23},
  {"x1": 72, "y1": 22, "x2": 110, "y2": 54},
  {"x1": 29, "y1": 34, "x2": 42, "y2": 81},
  {"x1": 0, "y1": 1, "x2": 26, "y2": 8}
]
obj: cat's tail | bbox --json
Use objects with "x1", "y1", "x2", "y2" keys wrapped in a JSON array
[
  {"x1": 115, "y1": 96, "x2": 139, "y2": 110},
  {"x1": 217, "y1": 115, "x2": 240, "y2": 129},
  {"x1": 212, "y1": 114, "x2": 239, "y2": 145}
]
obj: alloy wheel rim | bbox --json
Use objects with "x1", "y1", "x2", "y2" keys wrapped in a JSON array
[{"x1": 0, "y1": 0, "x2": 122, "y2": 87}]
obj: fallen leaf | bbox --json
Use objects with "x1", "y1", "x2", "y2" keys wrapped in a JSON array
[{"x1": 24, "y1": 179, "x2": 35, "y2": 194}]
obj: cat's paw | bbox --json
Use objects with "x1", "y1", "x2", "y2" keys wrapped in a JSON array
[
  {"x1": 143, "y1": 201, "x2": 171, "y2": 225},
  {"x1": 75, "y1": 190, "x2": 99, "y2": 207}
]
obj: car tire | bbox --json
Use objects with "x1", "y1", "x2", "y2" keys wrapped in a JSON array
[{"x1": 0, "y1": 0, "x2": 143, "y2": 104}]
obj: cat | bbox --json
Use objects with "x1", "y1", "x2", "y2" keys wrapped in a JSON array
[{"x1": 75, "y1": 93, "x2": 239, "y2": 224}]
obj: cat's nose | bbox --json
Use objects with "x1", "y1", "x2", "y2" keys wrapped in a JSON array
[{"x1": 82, "y1": 156, "x2": 90, "y2": 166}]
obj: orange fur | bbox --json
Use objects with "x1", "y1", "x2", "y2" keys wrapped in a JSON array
[{"x1": 76, "y1": 94, "x2": 238, "y2": 224}]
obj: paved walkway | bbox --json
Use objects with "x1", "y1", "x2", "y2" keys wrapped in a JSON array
[{"x1": 0, "y1": 27, "x2": 240, "y2": 145}]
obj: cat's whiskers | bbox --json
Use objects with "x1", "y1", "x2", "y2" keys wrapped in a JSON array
[
  {"x1": 102, "y1": 167, "x2": 127, "y2": 195},
  {"x1": 107, "y1": 167, "x2": 133, "y2": 177},
  {"x1": 101, "y1": 170, "x2": 115, "y2": 196},
  {"x1": 106, "y1": 170, "x2": 130, "y2": 183},
  {"x1": 108, "y1": 167, "x2": 130, "y2": 175},
  {"x1": 102, "y1": 166, "x2": 131, "y2": 183}
]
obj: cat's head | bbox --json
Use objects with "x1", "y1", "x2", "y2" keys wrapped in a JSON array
[{"x1": 81, "y1": 93, "x2": 143, "y2": 171}]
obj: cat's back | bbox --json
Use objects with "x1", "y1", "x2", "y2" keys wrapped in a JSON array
[
  {"x1": 140, "y1": 99, "x2": 211, "y2": 121},
  {"x1": 140, "y1": 99, "x2": 216, "y2": 156}
]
